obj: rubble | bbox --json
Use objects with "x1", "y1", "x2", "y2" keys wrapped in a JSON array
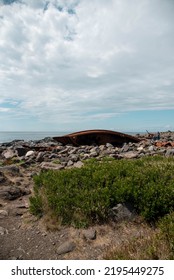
[{"x1": 0, "y1": 131, "x2": 174, "y2": 171}]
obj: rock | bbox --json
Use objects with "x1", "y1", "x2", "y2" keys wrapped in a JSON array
[
  {"x1": 0, "y1": 173, "x2": 6, "y2": 184},
  {"x1": 36, "y1": 152, "x2": 44, "y2": 162},
  {"x1": 40, "y1": 162, "x2": 64, "y2": 170},
  {"x1": 121, "y1": 144, "x2": 130, "y2": 152},
  {"x1": 0, "y1": 209, "x2": 8, "y2": 218},
  {"x1": 15, "y1": 147, "x2": 27, "y2": 157},
  {"x1": 90, "y1": 151, "x2": 98, "y2": 157},
  {"x1": 0, "y1": 165, "x2": 20, "y2": 175},
  {"x1": 110, "y1": 203, "x2": 135, "y2": 222},
  {"x1": 106, "y1": 143, "x2": 114, "y2": 148},
  {"x1": 25, "y1": 150, "x2": 35, "y2": 157},
  {"x1": 2, "y1": 149, "x2": 16, "y2": 159},
  {"x1": 83, "y1": 229, "x2": 96, "y2": 240},
  {"x1": 57, "y1": 241, "x2": 76, "y2": 255},
  {"x1": 137, "y1": 146, "x2": 144, "y2": 152},
  {"x1": 165, "y1": 149, "x2": 174, "y2": 157},
  {"x1": 69, "y1": 154, "x2": 79, "y2": 162},
  {"x1": 148, "y1": 145, "x2": 155, "y2": 151},
  {"x1": 122, "y1": 151, "x2": 138, "y2": 159},
  {"x1": 73, "y1": 161, "x2": 84, "y2": 168},
  {"x1": 67, "y1": 160, "x2": 74, "y2": 167},
  {"x1": 81, "y1": 153, "x2": 90, "y2": 160},
  {"x1": 0, "y1": 226, "x2": 8, "y2": 235},
  {"x1": 0, "y1": 186, "x2": 30, "y2": 200}
]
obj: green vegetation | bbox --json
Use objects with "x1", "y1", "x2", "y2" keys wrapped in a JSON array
[{"x1": 30, "y1": 156, "x2": 174, "y2": 228}]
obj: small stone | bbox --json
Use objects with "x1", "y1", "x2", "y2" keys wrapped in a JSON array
[
  {"x1": 40, "y1": 162, "x2": 64, "y2": 170},
  {"x1": 0, "y1": 209, "x2": 8, "y2": 218},
  {"x1": 110, "y1": 203, "x2": 135, "y2": 222},
  {"x1": 148, "y1": 145, "x2": 155, "y2": 152},
  {"x1": 25, "y1": 150, "x2": 35, "y2": 157},
  {"x1": 122, "y1": 151, "x2": 138, "y2": 159},
  {"x1": 2, "y1": 149, "x2": 16, "y2": 159},
  {"x1": 0, "y1": 165, "x2": 19, "y2": 174},
  {"x1": 137, "y1": 146, "x2": 144, "y2": 151},
  {"x1": 106, "y1": 143, "x2": 114, "y2": 148},
  {"x1": 83, "y1": 229, "x2": 96, "y2": 240},
  {"x1": 57, "y1": 241, "x2": 76, "y2": 255},
  {"x1": 67, "y1": 160, "x2": 74, "y2": 167},
  {"x1": 0, "y1": 226, "x2": 8, "y2": 235},
  {"x1": 73, "y1": 161, "x2": 84, "y2": 168},
  {"x1": 121, "y1": 144, "x2": 129, "y2": 152},
  {"x1": 165, "y1": 149, "x2": 174, "y2": 157}
]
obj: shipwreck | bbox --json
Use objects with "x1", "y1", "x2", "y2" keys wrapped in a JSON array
[{"x1": 53, "y1": 129, "x2": 140, "y2": 146}]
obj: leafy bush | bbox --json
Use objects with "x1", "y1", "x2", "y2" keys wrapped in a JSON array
[{"x1": 30, "y1": 156, "x2": 174, "y2": 227}]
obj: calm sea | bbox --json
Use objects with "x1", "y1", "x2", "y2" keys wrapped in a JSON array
[
  {"x1": 0, "y1": 131, "x2": 71, "y2": 144},
  {"x1": 0, "y1": 131, "x2": 142, "y2": 144}
]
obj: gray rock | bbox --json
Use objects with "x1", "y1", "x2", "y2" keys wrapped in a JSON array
[
  {"x1": 106, "y1": 143, "x2": 114, "y2": 148},
  {"x1": 57, "y1": 241, "x2": 76, "y2": 255},
  {"x1": 69, "y1": 154, "x2": 79, "y2": 162},
  {"x1": 36, "y1": 152, "x2": 44, "y2": 162},
  {"x1": 122, "y1": 151, "x2": 138, "y2": 159},
  {"x1": 67, "y1": 160, "x2": 74, "y2": 167},
  {"x1": 90, "y1": 151, "x2": 99, "y2": 157},
  {"x1": 148, "y1": 145, "x2": 155, "y2": 151},
  {"x1": 73, "y1": 161, "x2": 84, "y2": 168},
  {"x1": 0, "y1": 209, "x2": 8, "y2": 218},
  {"x1": 2, "y1": 149, "x2": 16, "y2": 159},
  {"x1": 0, "y1": 165, "x2": 20, "y2": 175},
  {"x1": 110, "y1": 203, "x2": 135, "y2": 222},
  {"x1": 121, "y1": 144, "x2": 130, "y2": 152},
  {"x1": 40, "y1": 162, "x2": 64, "y2": 170},
  {"x1": 83, "y1": 229, "x2": 96, "y2": 240},
  {"x1": 80, "y1": 153, "x2": 90, "y2": 160},
  {"x1": 165, "y1": 149, "x2": 174, "y2": 157},
  {"x1": 99, "y1": 145, "x2": 106, "y2": 151},
  {"x1": 25, "y1": 150, "x2": 35, "y2": 157},
  {"x1": 137, "y1": 146, "x2": 144, "y2": 152},
  {"x1": 0, "y1": 185, "x2": 30, "y2": 200},
  {"x1": 0, "y1": 226, "x2": 8, "y2": 235}
]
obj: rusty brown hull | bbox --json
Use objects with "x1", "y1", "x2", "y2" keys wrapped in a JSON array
[{"x1": 53, "y1": 129, "x2": 140, "y2": 146}]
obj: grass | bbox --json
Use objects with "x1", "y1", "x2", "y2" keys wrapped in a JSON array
[{"x1": 104, "y1": 212, "x2": 174, "y2": 260}]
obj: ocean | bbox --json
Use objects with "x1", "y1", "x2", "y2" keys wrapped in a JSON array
[{"x1": 0, "y1": 131, "x2": 71, "y2": 144}]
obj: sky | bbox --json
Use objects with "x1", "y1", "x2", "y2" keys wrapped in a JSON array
[{"x1": 0, "y1": 0, "x2": 174, "y2": 132}]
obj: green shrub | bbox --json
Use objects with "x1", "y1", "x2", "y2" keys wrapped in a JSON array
[{"x1": 30, "y1": 156, "x2": 174, "y2": 227}]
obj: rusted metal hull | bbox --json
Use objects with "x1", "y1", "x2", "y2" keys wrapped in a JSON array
[{"x1": 53, "y1": 129, "x2": 140, "y2": 146}]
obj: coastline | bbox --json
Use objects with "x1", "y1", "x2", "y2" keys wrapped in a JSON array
[{"x1": 0, "y1": 130, "x2": 174, "y2": 260}]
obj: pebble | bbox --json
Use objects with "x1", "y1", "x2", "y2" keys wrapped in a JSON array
[{"x1": 57, "y1": 240, "x2": 76, "y2": 255}]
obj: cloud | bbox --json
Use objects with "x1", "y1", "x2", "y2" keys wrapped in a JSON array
[{"x1": 0, "y1": 0, "x2": 174, "y2": 130}]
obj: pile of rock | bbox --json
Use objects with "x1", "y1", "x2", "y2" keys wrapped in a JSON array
[{"x1": 0, "y1": 131, "x2": 174, "y2": 171}]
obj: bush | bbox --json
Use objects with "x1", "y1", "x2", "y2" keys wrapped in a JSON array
[{"x1": 30, "y1": 156, "x2": 174, "y2": 227}]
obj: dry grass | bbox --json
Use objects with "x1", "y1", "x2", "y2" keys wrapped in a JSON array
[{"x1": 104, "y1": 223, "x2": 173, "y2": 260}]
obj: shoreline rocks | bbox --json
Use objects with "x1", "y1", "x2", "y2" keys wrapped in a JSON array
[{"x1": 0, "y1": 131, "x2": 174, "y2": 171}]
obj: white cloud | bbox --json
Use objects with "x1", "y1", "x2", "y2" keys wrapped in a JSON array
[{"x1": 0, "y1": 0, "x2": 174, "y2": 130}]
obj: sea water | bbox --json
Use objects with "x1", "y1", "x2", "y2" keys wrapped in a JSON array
[{"x1": 0, "y1": 131, "x2": 71, "y2": 144}]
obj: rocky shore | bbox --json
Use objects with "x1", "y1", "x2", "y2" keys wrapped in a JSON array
[{"x1": 0, "y1": 130, "x2": 174, "y2": 260}]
